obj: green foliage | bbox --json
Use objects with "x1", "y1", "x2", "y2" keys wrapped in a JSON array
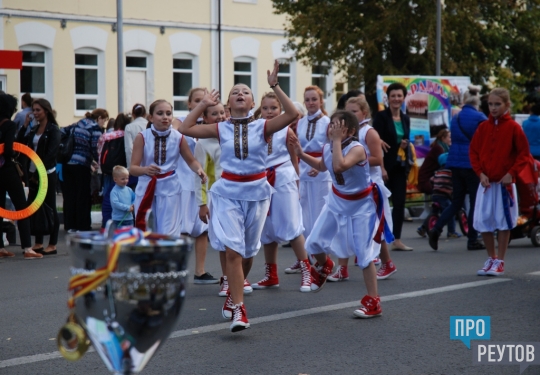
[{"x1": 272, "y1": 0, "x2": 540, "y2": 105}]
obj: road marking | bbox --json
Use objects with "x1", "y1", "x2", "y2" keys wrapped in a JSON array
[
  {"x1": 0, "y1": 278, "x2": 511, "y2": 369},
  {"x1": 526, "y1": 271, "x2": 540, "y2": 276}
]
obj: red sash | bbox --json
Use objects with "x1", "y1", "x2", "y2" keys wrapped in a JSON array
[
  {"x1": 306, "y1": 152, "x2": 322, "y2": 157},
  {"x1": 135, "y1": 170, "x2": 175, "y2": 230},
  {"x1": 331, "y1": 184, "x2": 373, "y2": 200},
  {"x1": 266, "y1": 162, "x2": 285, "y2": 188},
  {"x1": 221, "y1": 171, "x2": 266, "y2": 182}
]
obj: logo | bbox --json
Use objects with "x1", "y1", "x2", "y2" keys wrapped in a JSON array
[
  {"x1": 450, "y1": 316, "x2": 490, "y2": 349},
  {"x1": 472, "y1": 342, "x2": 540, "y2": 374}
]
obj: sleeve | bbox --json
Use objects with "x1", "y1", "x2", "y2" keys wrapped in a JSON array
[
  {"x1": 130, "y1": 188, "x2": 135, "y2": 204},
  {"x1": 110, "y1": 189, "x2": 132, "y2": 212},
  {"x1": 194, "y1": 141, "x2": 208, "y2": 206},
  {"x1": 508, "y1": 125, "x2": 532, "y2": 179},
  {"x1": 124, "y1": 125, "x2": 134, "y2": 166},
  {"x1": 42, "y1": 126, "x2": 61, "y2": 167},
  {"x1": 469, "y1": 123, "x2": 484, "y2": 177},
  {"x1": 372, "y1": 111, "x2": 385, "y2": 141},
  {"x1": 91, "y1": 128, "x2": 101, "y2": 162},
  {"x1": 1, "y1": 122, "x2": 16, "y2": 159}
]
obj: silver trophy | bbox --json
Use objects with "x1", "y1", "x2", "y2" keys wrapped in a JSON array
[{"x1": 57, "y1": 221, "x2": 192, "y2": 374}]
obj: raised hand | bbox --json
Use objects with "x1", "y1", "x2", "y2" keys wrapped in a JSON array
[
  {"x1": 201, "y1": 89, "x2": 220, "y2": 107},
  {"x1": 330, "y1": 120, "x2": 347, "y2": 141},
  {"x1": 267, "y1": 60, "x2": 279, "y2": 87}
]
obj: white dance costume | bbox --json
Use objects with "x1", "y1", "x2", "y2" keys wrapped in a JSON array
[
  {"x1": 261, "y1": 127, "x2": 304, "y2": 244},
  {"x1": 473, "y1": 182, "x2": 518, "y2": 232},
  {"x1": 305, "y1": 138, "x2": 393, "y2": 269},
  {"x1": 134, "y1": 125, "x2": 183, "y2": 235},
  {"x1": 297, "y1": 109, "x2": 331, "y2": 238},
  {"x1": 176, "y1": 116, "x2": 208, "y2": 237},
  {"x1": 208, "y1": 117, "x2": 274, "y2": 258},
  {"x1": 358, "y1": 122, "x2": 394, "y2": 251}
]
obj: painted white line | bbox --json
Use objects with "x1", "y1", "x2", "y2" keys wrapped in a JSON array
[
  {"x1": 0, "y1": 278, "x2": 511, "y2": 369},
  {"x1": 526, "y1": 271, "x2": 540, "y2": 276}
]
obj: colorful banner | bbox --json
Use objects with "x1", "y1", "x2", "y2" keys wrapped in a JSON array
[{"x1": 376, "y1": 75, "x2": 471, "y2": 159}]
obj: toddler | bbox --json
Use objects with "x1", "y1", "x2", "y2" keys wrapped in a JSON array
[{"x1": 110, "y1": 165, "x2": 135, "y2": 227}]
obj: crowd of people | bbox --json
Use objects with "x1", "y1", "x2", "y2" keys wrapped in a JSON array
[{"x1": 0, "y1": 61, "x2": 536, "y2": 333}]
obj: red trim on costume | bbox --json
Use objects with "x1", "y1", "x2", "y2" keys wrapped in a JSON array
[
  {"x1": 135, "y1": 170, "x2": 175, "y2": 230},
  {"x1": 221, "y1": 170, "x2": 266, "y2": 182},
  {"x1": 332, "y1": 183, "x2": 374, "y2": 200},
  {"x1": 306, "y1": 151, "x2": 323, "y2": 157},
  {"x1": 266, "y1": 162, "x2": 285, "y2": 187}
]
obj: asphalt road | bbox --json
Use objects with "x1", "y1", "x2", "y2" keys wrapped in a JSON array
[{"x1": 1, "y1": 221, "x2": 539, "y2": 375}]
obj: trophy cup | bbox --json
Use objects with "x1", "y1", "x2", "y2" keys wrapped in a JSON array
[{"x1": 57, "y1": 221, "x2": 192, "y2": 374}]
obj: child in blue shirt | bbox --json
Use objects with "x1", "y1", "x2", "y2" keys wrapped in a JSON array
[{"x1": 110, "y1": 166, "x2": 135, "y2": 227}]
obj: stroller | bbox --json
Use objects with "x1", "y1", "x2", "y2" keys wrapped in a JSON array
[{"x1": 509, "y1": 156, "x2": 540, "y2": 246}]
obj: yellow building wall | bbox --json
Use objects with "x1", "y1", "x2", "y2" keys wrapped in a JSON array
[{"x1": 223, "y1": 0, "x2": 286, "y2": 30}]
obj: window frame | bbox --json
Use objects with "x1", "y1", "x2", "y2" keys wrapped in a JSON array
[
  {"x1": 20, "y1": 44, "x2": 53, "y2": 104},
  {"x1": 125, "y1": 50, "x2": 155, "y2": 110},
  {"x1": 277, "y1": 58, "x2": 296, "y2": 101},
  {"x1": 311, "y1": 64, "x2": 334, "y2": 111},
  {"x1": 233, "y1": 56, "x2": 257, "y2": 103},
  {"x1": 74, "y1": 47, "x2": 105, "y2": 116},
  {"x1": 172, "y1": 52, "x2": 199, "y2": 118}
]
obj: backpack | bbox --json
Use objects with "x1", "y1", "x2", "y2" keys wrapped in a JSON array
[
  {"x1": 57, "y1": 125, "x2": 75, "y2": 164},
  {"x1": 100, "y1": 136, "x2": 126, "y2": 175}
]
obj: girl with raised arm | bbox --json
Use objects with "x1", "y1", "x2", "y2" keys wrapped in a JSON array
[
  {"x1": 291, "y1": 111, "x2": 393, "y2": 318},
  {"x1": 130, "y1": 99, "x2": 206, "y2": 234},
  {"x1": 179, "y1": 60, "x2": 298, "y2": 332}
]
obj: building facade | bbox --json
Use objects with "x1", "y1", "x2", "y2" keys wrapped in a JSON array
[{"x1": 0, "y1": 0, "x2": 341, "y2": 126}]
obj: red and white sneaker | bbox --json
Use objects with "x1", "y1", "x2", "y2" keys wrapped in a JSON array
[
  {"x1": 284, "y1": 259, "x2": 302, "y2": 274},
  {"x1": 353, "y1": 295, "x2": 382, "y2": 318},
  {"x1": 230, "y1": 303, "x2": 250, "y2": 332},
  {"x1": 299, "y1": 259, "x2": 312, "y2": 292},
  {"x1": 243, "y1": 279, "x2": 253, "y2": 294},
  {"x1": 373, "y1": 257, "x2": 381, "y2": 266},
  {"x1": 486, "y1": 259, "x2": 504, "y2": 276},
  {"x1": 252, "y1": 263, "x2": 279, "y2": 289},
  {"x1": 477, "y1": 257, "x2": 496, "y2": 276},
  {"x1": 218, "y1": 276, "x2": 229, "y2": 297},
  {"x1": 222, "y1": 293, "x2": 234, "y2": 320},
  {"x1": 310, "y1": 266, "x2": 326, "y2": 292},
  {"x1": 376, "y1": 261, "x2": 397, "y2": 280},
  {"x1": 320, "y1": 257, "x2": 335, "y2": 276},
  {"x1": 327, "y1": 265, "x2": 349, "y2": 282}
]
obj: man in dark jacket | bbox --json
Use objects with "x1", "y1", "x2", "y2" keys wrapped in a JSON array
[{"x1": 428, "y1": 90, "x2": 487, "y2": 250}]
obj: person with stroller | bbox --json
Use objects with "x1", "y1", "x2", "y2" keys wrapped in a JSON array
[{"x1": 429, "y1": 87, "x2": 487, "y2": 250}]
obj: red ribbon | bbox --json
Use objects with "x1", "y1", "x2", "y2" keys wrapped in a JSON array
[
  {"x1": 306, "y1": 152, "x2": 322, "y2": 157},
  {"x1": 221, "y1": 170, "x2": 266, "y2": 182},
  {"x1": 135, "y1": 170, "x2": 175, "y2": 230}
]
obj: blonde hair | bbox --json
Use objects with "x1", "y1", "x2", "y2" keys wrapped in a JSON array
[
  {"x1": 254, "y1": 92, "x2": 282, "y2": 119},
  {"x1": 345, "y1": 97, "x2": 371, "y2": 119},
  {"x1": 188, "y1": 88, "x2": 205, "y2": 105},
  {"x1": 112, "y1": 165, "x2": 129, "y2": 179},
  {"x1": 304, "y1": 85, "x2": 328, "y2": 115},
  {"x1": 489, "y1": 87, "x2": 511, "y2": 106}
]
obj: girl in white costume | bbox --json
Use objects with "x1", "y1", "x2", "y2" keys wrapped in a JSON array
[
  {"x1": 172, "y1": 88, "x2": 219, "y2": 284},
  {"x1": 326, "y1": 98, "x2": 397, "y2": 282},
  {"x1": 130, "y1": 100, "x2": 207, "y2": 234},
  {"x1": 250, "y1": 92, "x2": 312, "y2": 293},
  {"x1": 179, "y1": 61, "x2": 298, "y2": 332},
  {"x1": 292, "y1": 111, "x2": 393, "y2": 318}
]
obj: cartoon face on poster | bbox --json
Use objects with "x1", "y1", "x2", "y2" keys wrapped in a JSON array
[{"x1": 376, "y1": 75, "x2": 470, "y2": 159}]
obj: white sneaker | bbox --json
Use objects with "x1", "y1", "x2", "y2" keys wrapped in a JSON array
[
  {"x1": 299, "y1": 259, "x2": 312, "y2": 292},
  {"x1": 243, "y1": 279, "x2": 253, "y2": 294},
  {"x1": 477, "y1": 258, "x2": 495, "y2": 276},
  {"x1": 486, "y1": 259, "x2": 504, "y2": 276},
  {"x1": 218, "y1": 276, "x2": 229, "y2": 297},
  {"x1": 222, "y1": 294, "x2": 234, "y2": 319},
  {"x1": 327, "y1": 266, "x2": 349, "y2": 282},
  {"x1": 284, "y1": 259, "x2": 302, "y2": 274},
  {"x1": 373, "y1": 257, "x2": 381, "y2": 266}
]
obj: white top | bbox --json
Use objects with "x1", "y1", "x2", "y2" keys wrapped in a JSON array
[
  {"x1": 323, "y1": 140, "x2": 372, "y2": 216},
  {"x1": 210, "y1": 117, "x2": 273, "y2": 201},
  {"x1": 135, "y1": 125, "x2": 183, "y2": 197},
  {"x1": 124, "y1": 116, "x2": 148, "y2": 168},
  {"x1": 29, "y1": 133, "x2": 42, "y2": 173},
  {"x1": 176, "y1": 135, "x2": 197, "y2": 192},
  {"x1": 266, "y1": 126, "x2": 297, "y2": 187},
  {"x1": 297, "y1": 109, "x2": 331, "y2": 182},
  {"x1": 358, "y1": 122, "x2": 384, "y2": 185}
]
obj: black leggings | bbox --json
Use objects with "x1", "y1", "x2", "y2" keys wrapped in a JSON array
[
  {"x1": 29, "y1": 172, "x2": 60, "y2": 245},
  {"x1": 0, "y1": 165, "x2": 31, "y2": 248},
  {"x1": 385, "y1": 164, "x2": 408, "y2": 240},
  {"x1": 63, "y1": 164, "x2": 92, "y2": 231}
]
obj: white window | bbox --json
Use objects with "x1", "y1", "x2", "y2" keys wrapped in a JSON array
[
  {"x1": 277, "y1": 59, "x2": 296, "y2": 100},
  {"x1": 125, "y1": 52, "x2": 150, "y2": 110},
  {"x1": 0, "y1": 76, "x2": 7, "y2": 93},
  {"x1": 172, "y1": 53, "x2": 199, "y2": 114},
  {"x1": 311, "y1": 65, "x2": 328, "y2": 97},
  {"x1": 234, "y1": 57, "x2": 257, "y2": 99},
  {"x1": 20, "y1": 45, "x2": 52, "y2": 100},
  {"x1": 75, "y1": 51, "x2": 99, "y2": 112}
]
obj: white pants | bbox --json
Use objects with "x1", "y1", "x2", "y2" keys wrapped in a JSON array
[
  {"x1": 299, "y1": 180, "x2": 331, "y2": 238},
  {"x1": 208, "y1": 192, "x2": 270, "y2": 258},
  {"x1": 179, "y1": 190, "x2": 208, "y2": 237},
  {"x1": 134, "y1": 194, "x2": 182, "y2": 236},
  {"x1": 473, "y1": 182, "x2": 518, "y2": 232}
]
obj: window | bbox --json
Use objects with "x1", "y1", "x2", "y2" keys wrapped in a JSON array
[
  {"x1": 311, "y1": 65, "x2": 329, "y2": 97},
  {"x1": 173, "y1": 57, "x2": 194, "y2": 111},
  {"x1": 234, "y1": 61, "x2": 252, "y2": 87},
  {"x1": 335, "y1": 82, "x2": 345, "y2": 104},
  {"x1": 278, "y1": 61, "x2": 291, "y2": 98},
  {"x1": 126, "y1": 56, "x2": 147, "y2": 68},
  {"x1": 0, "y1": 76, "x2": 6, "y2": 93},
  {"x1": 75, "y1": 53, "x2": 99, "y2": 111},
  {"x1": 21, "y1": 51, "x2": 45, "y2": 95}
]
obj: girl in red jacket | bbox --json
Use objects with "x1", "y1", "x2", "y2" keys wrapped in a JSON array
[{"x1": 469, "y1": 88, "x2": 530, "y2": 276}]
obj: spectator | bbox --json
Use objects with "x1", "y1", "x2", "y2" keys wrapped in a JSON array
[
  {"x1": 62, "y1": 109, "x2": 107, "y2": 232},
  {"x1": 0, "y1": 93, "x2": 41, "y2": 259},
  {"x1": 17, "y1": 98, "x2": 61, "y2": 255},
  {"x1": 522, "y1": 103, "x2": 540, "y2": 160},
  {"x1": 418, "y1": 129, "x2": 451, "y2": 195},
  {"x1": 428, "y1": 87, "x2": 487, "y2": 250},
  {"x1": 124, "y1": 104, "x2": 147, "y2": 170},
  {"x1": 373, "y1": 82, "x2": 413, "y2": 251},
  {"x1": 13, "y1": 92, "x2": 32, "y2": 135}
]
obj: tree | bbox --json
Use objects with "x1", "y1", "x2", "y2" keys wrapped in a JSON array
[{"x1": 272, "y1": 0, "x2": 540, "y2": 105}]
